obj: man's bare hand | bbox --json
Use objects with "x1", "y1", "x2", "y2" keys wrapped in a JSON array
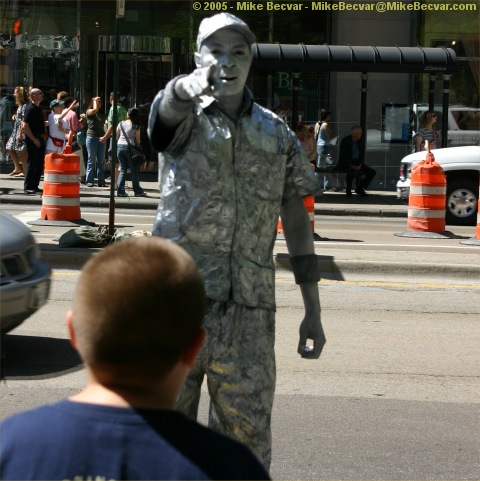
[
  {"x1": 297, "y1": 313, "x2": 326, "y2": 359},
  {"x1": 175, "y1": 64, "x2": 218, "y2": 103}
]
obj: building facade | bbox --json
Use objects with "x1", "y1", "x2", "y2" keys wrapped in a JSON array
[{"x1": 1, "y1": 0, "x2": 479, "y2": 189}]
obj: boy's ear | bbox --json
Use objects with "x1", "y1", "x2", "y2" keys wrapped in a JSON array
[
  {"x1": 66, "y1": 309, "x2": 77, "y2": 349},
  {"x1": 181, "y1": 328, "x2": 205, "y2": 368},
  {"x1": 194, "y1": 52, "x2": 202, "y2": 68}
]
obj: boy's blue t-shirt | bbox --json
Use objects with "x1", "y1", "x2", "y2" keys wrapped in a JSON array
[{"x1": 0, "y1": 400, "x2": 270, "y2": 480}]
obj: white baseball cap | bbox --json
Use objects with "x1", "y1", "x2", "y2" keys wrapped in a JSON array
[{"x1": 196, "y1": 13, "x2": 256, "y2": 51}]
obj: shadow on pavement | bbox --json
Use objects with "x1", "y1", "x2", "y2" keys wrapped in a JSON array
[
  {"x1": 1, "y1": 334, "x2": 83, "y2": 380},
  {"x1": 275, "y1": 253, "x2": 347, "y2": 281}
]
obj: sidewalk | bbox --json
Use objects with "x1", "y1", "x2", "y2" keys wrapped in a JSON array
[{"x1": 0, "y1": 162, "x2": 408, "y2": 217}]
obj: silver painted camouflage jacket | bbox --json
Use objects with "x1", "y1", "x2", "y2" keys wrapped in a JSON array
[{"x1": 148, "y1": 77, "x2": 318, "y2": 311}]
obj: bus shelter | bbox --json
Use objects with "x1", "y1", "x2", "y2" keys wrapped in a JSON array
[{"x1": 252, "y1": 44, "x2": 457, "y2": 147}]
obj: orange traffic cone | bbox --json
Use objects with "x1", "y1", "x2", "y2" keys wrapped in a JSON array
[
  {"x1": 277, "y1": 164, "x2": 321, "y2": 240},
  {"x1": 395, "y1": 142, "x2": 453, "y2": 239},
  {"x1": 40, "y1": 150, "x2": 81, "y2": 221},
  {"x1": 27, "y1": 140, "x2": 94, "y2": 228}
]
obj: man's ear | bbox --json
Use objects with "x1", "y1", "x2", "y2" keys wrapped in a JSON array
[
  {"x1": 194, "y1": 52, "x2": 202, "y2": 68},
  {"x1": 66, "y1": 309, "x2": 77, "y2": 349},
  {"x1": 181, "y1": 328, "x2": 205, "y2": 368}
]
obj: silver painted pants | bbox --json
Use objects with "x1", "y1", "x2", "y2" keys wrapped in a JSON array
[{"x1": 176, "y1": 300, "x2": 276, "y2": 469}]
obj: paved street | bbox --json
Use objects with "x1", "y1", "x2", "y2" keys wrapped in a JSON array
[
  {"x1": 1, "y1": 164, "x2": 480, "y2": 479},
  {"x1": 1, "y1": 267, "x2": 479, "y2": 479}
]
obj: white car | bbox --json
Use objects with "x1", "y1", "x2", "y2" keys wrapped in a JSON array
[
  {"x1": 396, "y1": 146, "x2": 480, "y2": 226},
  {"x1": 0, "y1": 211, "x2": 51, "y2": 334}
]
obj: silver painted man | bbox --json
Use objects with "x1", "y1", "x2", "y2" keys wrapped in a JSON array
[{"x1": 148, "y1": 13, "x2": 326, "y2": 468}]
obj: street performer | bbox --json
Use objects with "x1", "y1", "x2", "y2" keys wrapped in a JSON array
[{"x1": 148, "y1": 12, "x2": 326, "y2": 468}]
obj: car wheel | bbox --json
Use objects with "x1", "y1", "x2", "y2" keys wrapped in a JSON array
[{"x1": 445, "y1": 178, "x2": 478, "y2": 226}]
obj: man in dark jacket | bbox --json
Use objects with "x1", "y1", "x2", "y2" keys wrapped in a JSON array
[
  {"x1": 22, "y1": 88, "x2": 46, "y2": 194},
  {"x1": 337, "y1": 125, "x2": 376, "y2": 197}
]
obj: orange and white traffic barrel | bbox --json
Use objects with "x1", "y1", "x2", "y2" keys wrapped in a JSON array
[
  {"x1": 303, "y1": 194, "x2": 315, "y2": 234},
  {"x1": 277, "y1": 163, "x2": 321, "y2": 240},
  {"x1": 395, "y1": 143, "x2": 454, "y2": 239},
  {"x1": 41, "y1": 149, "x2": 81, "y2": 221},
  {"x1": 407, "y1": 147, "x2": 446, "y2": 233}
]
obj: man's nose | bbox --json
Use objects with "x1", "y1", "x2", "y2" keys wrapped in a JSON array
[{"x1": 218, "y1": 53, "x2": 234, "y2": 67}]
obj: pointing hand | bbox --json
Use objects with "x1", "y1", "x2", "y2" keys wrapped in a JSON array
[{"x1": 175, "y1": 63, "x2": 219, "y2": 103}]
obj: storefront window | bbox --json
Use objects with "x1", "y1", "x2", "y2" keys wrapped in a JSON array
[{"x1": 418, "y1": 0, "x2": 479, "y2": 108}]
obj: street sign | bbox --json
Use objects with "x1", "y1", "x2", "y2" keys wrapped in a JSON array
[{"x1": 116, "y1": 0, "x2": 125, "y2": 17}]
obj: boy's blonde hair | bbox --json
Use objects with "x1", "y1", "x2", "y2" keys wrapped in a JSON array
[{"x1": 71, "y1": 237, "x2": 206, "y2": 378}]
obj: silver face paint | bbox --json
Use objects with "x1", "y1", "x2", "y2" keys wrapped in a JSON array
[{"x1": 197, "y1": 30, "x2": 252, "y2": 102}]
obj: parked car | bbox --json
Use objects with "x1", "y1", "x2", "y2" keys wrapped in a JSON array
[
  {"x1": 0, "y1": 211, "x2": 51, "y2": 334},
  {"x1": 396, "y1": 146, "x2": 480, "y2": 226}
]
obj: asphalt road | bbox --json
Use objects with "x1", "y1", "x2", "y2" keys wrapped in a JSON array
[
  {"x1": 1, "y1": 262, "x2": 479, "y2": 480},
  {"x1": 3, "y1": 204, "x2": 480, "y2": 284}
]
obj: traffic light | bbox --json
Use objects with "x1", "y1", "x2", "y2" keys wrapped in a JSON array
[{"x1": 13, "y1": 20, "x2": 21, "y2": 35}]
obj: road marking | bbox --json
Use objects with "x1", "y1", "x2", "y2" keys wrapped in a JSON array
[
  {"x1": 51, "y1": 270, "x2": 479, "y2": 290},
  {"x1": 276, "y1": 277, "x2": 480, "y2": 289}
]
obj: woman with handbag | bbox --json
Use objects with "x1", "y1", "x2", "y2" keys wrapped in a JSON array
[
  {"x1": 116, "y1": 107, "x2": 146, "y2": 197},
  {"x1": 316, "y1": 108, "x2": 336, "y2": 190}
]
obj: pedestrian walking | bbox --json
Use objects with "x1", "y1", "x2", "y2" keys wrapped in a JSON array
[{"x1": 116, "y1": 107, "x2": 146, "y2": 197}]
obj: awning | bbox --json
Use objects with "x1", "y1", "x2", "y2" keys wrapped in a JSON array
[{"x1": 251, "y1": 44, "x2": 456, "y2": 73}]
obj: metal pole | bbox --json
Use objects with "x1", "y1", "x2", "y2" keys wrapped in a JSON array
[
  {"x1": 292, "y1": 72, "x2": 300, "y2": 131},
  {"x1": 441, "y1": 74, "x2": 451, "y2": 148},
  {"x1": 108, "y1": 13, "x2": 121, "y2": 235},
  {"x1": 428, "y1": 74, "x2": 435, "y2": 112},
  {"x1": 360, "y1": 72, "x2": 368, "y2": 146}
]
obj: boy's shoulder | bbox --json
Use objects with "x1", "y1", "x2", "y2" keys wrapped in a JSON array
[{"x1": 1, "y1": 401, "x2": 270, "y2": 480}]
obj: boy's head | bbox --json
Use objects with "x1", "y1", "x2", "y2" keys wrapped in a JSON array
[
  {"x1": 195, "y1": 14, "x2": 255, "y2": 101},
  {"x1": 69, "y1": 237, "x2": 206, "y2": 380}
]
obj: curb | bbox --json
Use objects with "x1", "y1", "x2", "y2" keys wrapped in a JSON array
[
  {"x1": 274, "y1": 253, "x2": 480, "y2": 282},
  {"x1": 0, "y1": 193, "x2": 159, "y2": 211},
  {"x1": 40, "y1": 244, "x2": 480, "y2": 283},
  {"x1": 314, "y1": 206, "x2": 407, "y2": 218},
  {"x1": 1, "y1": 194, "x2": 407, "y2": 218}
]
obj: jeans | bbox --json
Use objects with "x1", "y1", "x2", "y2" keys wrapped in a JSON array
[
  {"x1": 85, "y1": 136, "x2": 106, "y2": 185},
  {"x1": 316, "y1": 146, "x2": 335, "y2": 189},
  {"x1": 117, "y1": 144, "x2": 144, "y2": 195}
]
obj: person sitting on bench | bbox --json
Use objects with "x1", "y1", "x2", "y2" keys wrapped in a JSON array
[{"x1": 337, "y1": 125, "x2": 376, "y2": 197}]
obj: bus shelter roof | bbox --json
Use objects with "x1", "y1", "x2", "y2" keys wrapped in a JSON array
[{"x1": 251, "y1": 44, "x2": 456, "y2": 73}]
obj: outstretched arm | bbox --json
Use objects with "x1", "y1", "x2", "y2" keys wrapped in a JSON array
[
  {"x1": 157, "y1": 64, "x2": 217, "y2": 129},
  {"x1": 280, "y1": 196, "x2": 326, "y2": 359}
]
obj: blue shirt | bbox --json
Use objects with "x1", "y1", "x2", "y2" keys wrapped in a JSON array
[{"x1": 0, "y1": 400, "x2": 270, "y2": 480}]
